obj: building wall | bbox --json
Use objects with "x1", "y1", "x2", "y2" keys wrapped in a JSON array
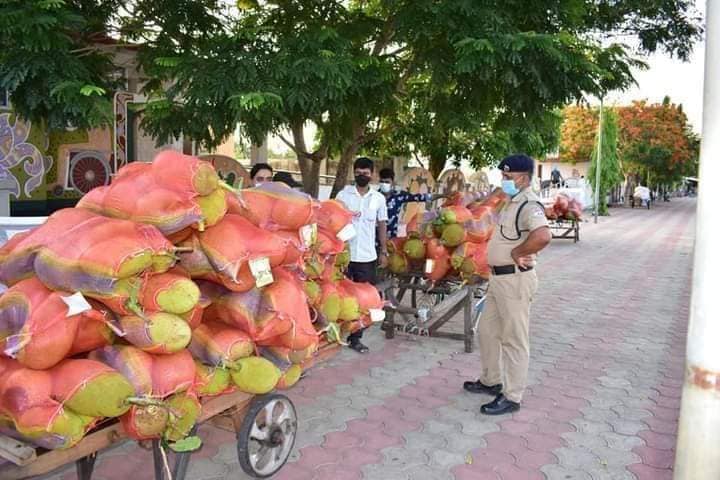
[{"x1": 538, "y1": 161, "x2": 591, "y2": 181}]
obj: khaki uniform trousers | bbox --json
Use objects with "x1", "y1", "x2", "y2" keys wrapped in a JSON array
[{"x1": 478, "y1": 269, "x2": 538, "y2": 403}]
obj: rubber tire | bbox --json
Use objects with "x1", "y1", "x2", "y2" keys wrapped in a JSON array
[{"x1": 236, "y1": 394, "x2": 297, "y2": 479}]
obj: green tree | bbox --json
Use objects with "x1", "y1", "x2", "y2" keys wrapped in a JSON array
[
  {"x1": 588, "y1": 108, "x2": 622, "y2": 215},
  {"x1": 0, "y1": 0, "x2": 704, "y2": 196},
  {"x1": 0, "y1": 0, "x2": 123, "y2": 129}
]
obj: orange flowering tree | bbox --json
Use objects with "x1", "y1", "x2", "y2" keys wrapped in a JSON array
[
  {"x1": 560, "y1": 99, "x2": 699, "y2": 189},
  {"x1": 616, "y1": 98, "x2": 698, "y2": 185},
  {"x1": 559, "y1": 105, "x2": 598, "y2": 164}
]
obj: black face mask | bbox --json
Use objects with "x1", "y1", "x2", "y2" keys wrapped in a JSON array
[{"x1": 354, "y1": 175, "x2": 371, "y2": 187}]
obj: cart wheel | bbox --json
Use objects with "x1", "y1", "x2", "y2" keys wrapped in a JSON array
[{"x1": 237, "y1": 394, "x2": 298, "y2": 478}]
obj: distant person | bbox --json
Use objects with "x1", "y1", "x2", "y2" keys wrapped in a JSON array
[
  {"x1": 550, "y1": 168, "x2": 563, "y2": 187},
  {"x1": 378, "y1": 167, "x2": 446, "y2": 238},
  {"x1": 250, "y1": 163, "x2": 273, "y2": 187},
  {"x1": 336, "y1": 157, "x2": 388, "y2": 354},
  {"x1": 273, "y1": 171, "x2": 303, "y2": 191}
]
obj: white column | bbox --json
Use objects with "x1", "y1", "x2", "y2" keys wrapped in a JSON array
[{"x1": 674, "y1": 2, "x2": 720, "y2": 478}]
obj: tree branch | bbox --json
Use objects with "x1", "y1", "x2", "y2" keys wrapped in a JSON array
[
  {"x1": 371, "y1": 16, "x2": 397, "y2": 56},
  {"x1": 278, "y1": 133, "x2": 300, "y2": 155}
]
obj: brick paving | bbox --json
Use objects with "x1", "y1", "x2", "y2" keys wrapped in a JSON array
[{"x1": 40, "y1": 198, "x2": 696, "y2": 480}]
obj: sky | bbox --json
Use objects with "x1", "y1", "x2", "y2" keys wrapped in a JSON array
[{"x1": 595, "y1": 1, "x2": 706, "y2": 133}]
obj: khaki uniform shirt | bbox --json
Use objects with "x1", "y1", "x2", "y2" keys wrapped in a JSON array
[{"x1": 487, "y1": 188, "x2": 548, "y2": 267}]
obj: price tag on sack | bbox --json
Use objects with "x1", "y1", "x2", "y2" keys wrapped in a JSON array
[
  {"x1": 397, "y1": 223, "x2": 408, "y2": 238},
  {"x1": 369, "y1": 308, "x2": 386, "y2": 323},
  {"x1": 299, "y1": 223, "x2": 318, "y2": 248},
  {"x1": 336, "y1": 223, "x2": 357, "y2": 242},
  {"x1": 61, "y1": 292, "x2": 93, "y2": 316},
  {"x1": 424, "y1": 259, "x2": 435, "y2": 274},
  {"x1": 249, "y1": 257, "x2": 274, "y2": 288}
]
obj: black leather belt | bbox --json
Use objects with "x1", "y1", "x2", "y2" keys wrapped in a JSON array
[{"x1": 491, "y1": 265, "x2": 533, "y2": 275}]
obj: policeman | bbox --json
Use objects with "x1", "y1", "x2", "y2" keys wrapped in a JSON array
[{"x1": 463, "y1": 154, "x2": 552, "y2": 415}]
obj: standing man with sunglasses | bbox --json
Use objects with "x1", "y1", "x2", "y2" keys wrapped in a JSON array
[{"x1": 463, "y1": 154, "x2": 552, "y2": 415}]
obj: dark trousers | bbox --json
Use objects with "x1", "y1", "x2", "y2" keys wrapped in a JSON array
[{"x1": 346, "y1": 260, "x2": 377, "y2": 343}]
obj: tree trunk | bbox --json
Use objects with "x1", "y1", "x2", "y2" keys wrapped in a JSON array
[
  {"x1": 330, "y1": 122, "x2": 366, "y2": 198},
  {"x1": 623, "y1": 174, "x2": 636, "y2": 207},
  {"x1": 298, "y1": 156, "x2": 321, "y2": 198},
  {"x1": 429, "y1": 131, "x2": 449, "y2": 180},
  {"x1": 429, "y1": 153, "x2": 446, "y2": 180},
  {"x1": 290, "y1": 120, "x2": 325, "y2": 198},
  {"x1": 331, "y1": 142, "x2": 361, "y2": 198}
]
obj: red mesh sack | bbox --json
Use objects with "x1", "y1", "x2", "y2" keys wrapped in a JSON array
[
  {"x1": 77, "y1": 162, "x2": 203, "y2": 235},
  {"x1": 237, "y1": 182, "x2": 315, "y2": 230},
  {"x1": 33, "y1": 216, "x2": 174, "y2": 297},
  {"x1": 426, "y1": 238, "x2": 449, "y2": 260},
  {"x1": 199, "y1": 281, "x2": 262, "y2": 338},
  {"x1": 337, "y1": 279, "x2": 384, "y2": 313},
  {"x1": 0, "y1": 278, "x2": 109, "y2": 369},
  {"x1": 439, "y1": 205, "x2": 473, "y2": 224},
  {"x1": 316, "y1": 228, "x2": 345, "y2": 256},
  {"x1": 0, "y1": 209, "x2": 97, "y2": 286},
  {"x1": 68, "y1": 308, "x2": 115, "y2": 355},
  {"x1": 273, "y1": 229, "x2": 305, "y2": 266},
  {"x1": 198, "y1": 215, "x2": 286, "y2": 284},
  {"x1": 89, "y1": 345, "x2": 155, "y2": 396},
  {"x1": 151, "y1": 350, "x2": 196, "y2": 397},
  {"x1": 425, "y1": 253, "x2": 452, "y2": 282},
  {"x1": 311, "y1": 200, "x2": 353, "y2": 235},
  {"x1": 464, "y1": 205, "x2": 496, "y2": 243},
  {"x1": 49, "y1": 358, "x2": 134, "y2": 418},
  {"x1": 0, "y1": 359, "x2": 94, "y2": 449},
  {"x1": 151, "y1": 150, "x2": 219, "y2": 196},
  {"x1": 255, "y1": 268, "x2": 317, "y2": 348},
  {"x1": 452, "y1": 242, "x2": 490, "y2": 280},
  {"x1": 189, "y1": 320, "x2": 255, "y2": 367}
]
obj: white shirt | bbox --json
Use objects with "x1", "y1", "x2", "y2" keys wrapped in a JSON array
[{"x1": 336, "y1": 185, "x2": 388, "y2": 262}]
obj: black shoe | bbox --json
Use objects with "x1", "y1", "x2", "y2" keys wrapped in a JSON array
[
  {"x1": 348, "y1": 341, "x2": 369, "y2": 353},
  {"x1": 463, "y1": 380, "x2": 503, "y2": 396},
  {"x1": 480, "y1": 394, "x2": 520, "y2": 415}
]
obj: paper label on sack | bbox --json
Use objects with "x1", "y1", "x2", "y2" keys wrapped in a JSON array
[
  {"x1": 299, "y1": 223, "x2": 318, "y2": 248},
  {"x1": 369, "y1": 308, "x2": 386, "y2": 323},
  {"x1": 336, "y1": 224, "x2": 357, "y2": 242},
  {"x1": 61, "y1": 292, "x2": 93, "y2": 316},
  {"x1": 424, "y1": 259, "x2": 435, "y2": 274},
  {"x1": 249, "y1": 256, "x2": 274, "y2": 288},
  {"x1": 397, "y1": 224, "x2": 408, "y2": 238}
]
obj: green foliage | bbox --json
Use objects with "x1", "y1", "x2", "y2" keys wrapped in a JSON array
[
  {"x1": 588, "y1": 108, "x2": 622, "y2": 215},
  {"x1": 0, "y1": 0, "x2": 121, "y2": 129},
  {"x1": 0, "y1": 0, "x2": 704, "y2": 193}
]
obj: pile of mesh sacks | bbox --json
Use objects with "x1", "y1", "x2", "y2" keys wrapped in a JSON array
[
  {"x1": 387, "y1": 189, "x2": 509, "y2": 282},
  {"x1": 0, "y1": 151, "x2": 382, "y2": 450},
  {"x1": 544, "y1": 193, "x2": 583, "y2": 221}
]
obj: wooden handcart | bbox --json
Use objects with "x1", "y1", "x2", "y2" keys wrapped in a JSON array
[
  {"x1": 548, "y1": 218, "x2": 580, "y2": 242},
  {"x1": 379, "y1": 273, "x2": 487, "y2": 353},
  {"x1": 0, "y1": 342, "x2": 340, "y2": 480}
]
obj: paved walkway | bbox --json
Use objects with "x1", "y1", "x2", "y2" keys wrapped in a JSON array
[{"x1": 44, "y1": 198, "x2": 696, "y2": 480}]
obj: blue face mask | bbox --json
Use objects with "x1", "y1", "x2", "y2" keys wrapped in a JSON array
[{"x1": 501, "y1": 179, "x2": 519, "y2": 196}]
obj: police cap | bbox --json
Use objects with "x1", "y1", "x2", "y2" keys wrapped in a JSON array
[{"x1": 498, "y1": 154, "x2": 534, "y2": 173}]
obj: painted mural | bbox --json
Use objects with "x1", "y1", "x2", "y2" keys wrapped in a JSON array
[{"x1": 0, "y1": 113, "x2": 52, "y2": 199}]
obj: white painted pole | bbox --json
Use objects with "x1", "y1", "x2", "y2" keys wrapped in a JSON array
[
  {"x1": 594, "y1": 98, "x2": 603, "y2": 224},
  {"x1": 674, "y1": 2, "x2": 720, "y2": 478}
]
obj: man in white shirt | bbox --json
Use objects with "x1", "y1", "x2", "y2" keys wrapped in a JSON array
[{"x1": 336, "y1": 157, "x2": 388, "y2": 353}]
